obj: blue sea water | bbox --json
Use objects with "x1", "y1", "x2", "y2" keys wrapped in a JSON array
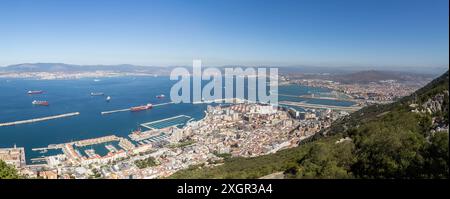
[{"x1": 0, "y1": 77, "x2": 354, "y2": 162}]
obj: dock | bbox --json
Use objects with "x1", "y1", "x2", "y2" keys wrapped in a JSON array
[
  {"x1": 30, "y1": 157, "x2": 47, "y2": 163},
  {"x1": 32, "y1": 144, "x2": 64, "y2": 151},
  {"x1": 101, "y1": 108, "x2": 130, "y2": 115},
  {"x1": 101, "y1": 102, "x2": 175, "y2": 115},
  {"x1": 0, "y1": 112, "x2": 80, "y2": 127}
]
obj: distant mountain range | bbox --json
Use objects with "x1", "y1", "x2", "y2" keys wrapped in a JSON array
[
  {"x1": 0, "y1": 63, "x2": 174, "y2": 74},
  {"x1": 0, "y1": 63, "x2": 446, "y2": 79}
]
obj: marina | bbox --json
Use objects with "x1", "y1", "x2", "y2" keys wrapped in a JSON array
[{"x1": 105, "y1": 144, "x2": 118, "y2": 153}]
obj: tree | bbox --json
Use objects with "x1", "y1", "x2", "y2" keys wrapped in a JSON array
[
  {"x1": 0, "y1": 160, "x2": 20, "y2": 179},
  {"x1": 286, "y1": 141, "x2": 355, "y2": 179},
  {"x1": 351, "y1": 113, "x2": 426, "y2": 179},
  {"x1": 423, "y1": 132, "x2": 449, "y2": 178}
]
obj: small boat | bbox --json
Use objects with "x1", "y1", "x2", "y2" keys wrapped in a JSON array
[
  {"x1": 39, "y1": 149, "x2": 48, "y2": 154},
  {"x1": 28, "y1": 90, "x2": 43, "y2": 95},
  {"x1": 32, "y1": 100, "x2": 49, "y2": 106},
  {"x1": 131, "y1": 128, "x2": 141, "y2": 135},
  {"x1": 90, "y1": 92, "x2": 104, "y2": 96},
  {"x1": 93, "y1": 79, "x2": 101, "y2": 82},
  {"x1": 156, "y1": 94, "x2": 165, "y2": 99},
  {"x1": 106, "y1": 96, "x2": 111, "y2": 102}
]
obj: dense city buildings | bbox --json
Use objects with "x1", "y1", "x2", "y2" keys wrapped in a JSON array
[
  {"x1": 290, "y1": 78, "x2": 424, "y2": 105},
  {"x1": 0, "y1": 146, "x2": 26, "y2": 168}
]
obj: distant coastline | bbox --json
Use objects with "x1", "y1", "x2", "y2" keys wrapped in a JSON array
[{"x1": 0, "y1": 71, "x2": 158, "y2": 80}]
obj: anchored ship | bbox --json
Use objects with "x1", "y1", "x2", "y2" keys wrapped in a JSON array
[
  {"x1": 130, "y1": 104, "x2": 152, "y2": 112},
  {"x1": 90, "y1": 92, "x2": 104, "y2": 96},
  {"x1": 32, "y1": 100, "x2": 49, "y2": 106},
  {"x1": 28, "y1": 90, "x2": 43, "y2": 95}
]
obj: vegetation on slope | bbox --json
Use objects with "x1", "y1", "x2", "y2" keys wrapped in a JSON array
[
  {"x1": 135, "y1": 157, "x2": 158, "y2": 169},
  {"x1": 170, "y1": 71, "x2": 449, "y2": 179},
  {"x1": 0, "y1": 160, "x2": 19, "y2": 179},
  {"x1": 169, "y1": 140, "x2": 316, "y2": 179}
]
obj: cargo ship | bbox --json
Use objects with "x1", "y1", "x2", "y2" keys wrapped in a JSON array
[
  {"x1": 90, "y1": 92, "x2": 104, "y2": 96},
  {"x1": 130, "y1": 104, "x2": 152, "y2": 112},
  {"x1": 32, "y1": 100, "x2": 49, "y2": 106},
  {"x1": 27, "y1": 90, "x2": 43, "y2": 95},
  {"x1": 156, "y1": 94, "x2": 165, "y2": 99}
]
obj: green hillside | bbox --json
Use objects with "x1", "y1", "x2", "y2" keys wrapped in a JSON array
[
  {"x1": 170, "y1": 71, "x2": 449, "y2": 179},
  {"x1": 0, "y1": 160, "x2": 19, "y2": 179}
]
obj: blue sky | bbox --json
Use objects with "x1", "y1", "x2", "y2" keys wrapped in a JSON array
[{"x1": 0, "y1": 0, "x2": 448, "y2": 68}]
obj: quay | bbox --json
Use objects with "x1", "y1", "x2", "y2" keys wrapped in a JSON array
[
  {"x1": 32, "y1": 144, "x2": 64, "y2": 151},
  {"x1": 75, "y1": 135, "x2": 119, "y2": 147},
  {"x1": 279, "y1": 101, "x2": 362, "y2": 112},
  {"x1": 0, "y1": 112, "x2": 80, "y2": 127},
  {"x1": 30, "y1": 157, "x2": 47, "y2": 163},
  {"x1": 32, "y1": 147, "x2": 49, "y2": 151}
]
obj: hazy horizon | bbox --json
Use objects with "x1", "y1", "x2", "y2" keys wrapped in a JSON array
[{"x1": 1, "y1": 62, "x2": 447, "y2": 75}]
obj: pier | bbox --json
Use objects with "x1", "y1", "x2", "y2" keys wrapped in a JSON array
[
  {"x1": 140, "y1": 115, "x2": 192, "y2": 130},
  {"x1": 101, "y1": 102, "x2": 175, "y2": 115},
  {"x1": 75, "y1": 135, "x2": 119, "y2": 147},
  {"x1": 0, "y1": 112, "x2": 80, "y2": 127},
  {"x1": 30, "y1": 157, "x2": 47, "y2": 163},
  {"x1": 279, "y1": 101, "x2": 362, "y2": 112},
  {"x1": 101, "y1": 108, "x2": 130, "y2": 115},
  {"x1": 153, "y1": 102, "x2": 175, "y2": 107},
  {"x1": 32, "y1": 144, "x2": 64, "y2": 151}
]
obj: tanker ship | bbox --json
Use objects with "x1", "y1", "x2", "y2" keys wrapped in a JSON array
[
  {"x1": 32, "y1": 100, "x2": 49, "y2": 106},
  {"x1": 130, "y1": 104, "x2": 152, "y2": 112},
  {"x1": 90, "y1": 92, "x2": 105, "y2": 96},
  {"x1": 27, "y1": 90, "x2": 44, "y2": 95}
]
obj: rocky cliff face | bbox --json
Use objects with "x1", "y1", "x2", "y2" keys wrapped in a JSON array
[{"x1": 422, "y1": 91, "x2": 449, "y2": 114}]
